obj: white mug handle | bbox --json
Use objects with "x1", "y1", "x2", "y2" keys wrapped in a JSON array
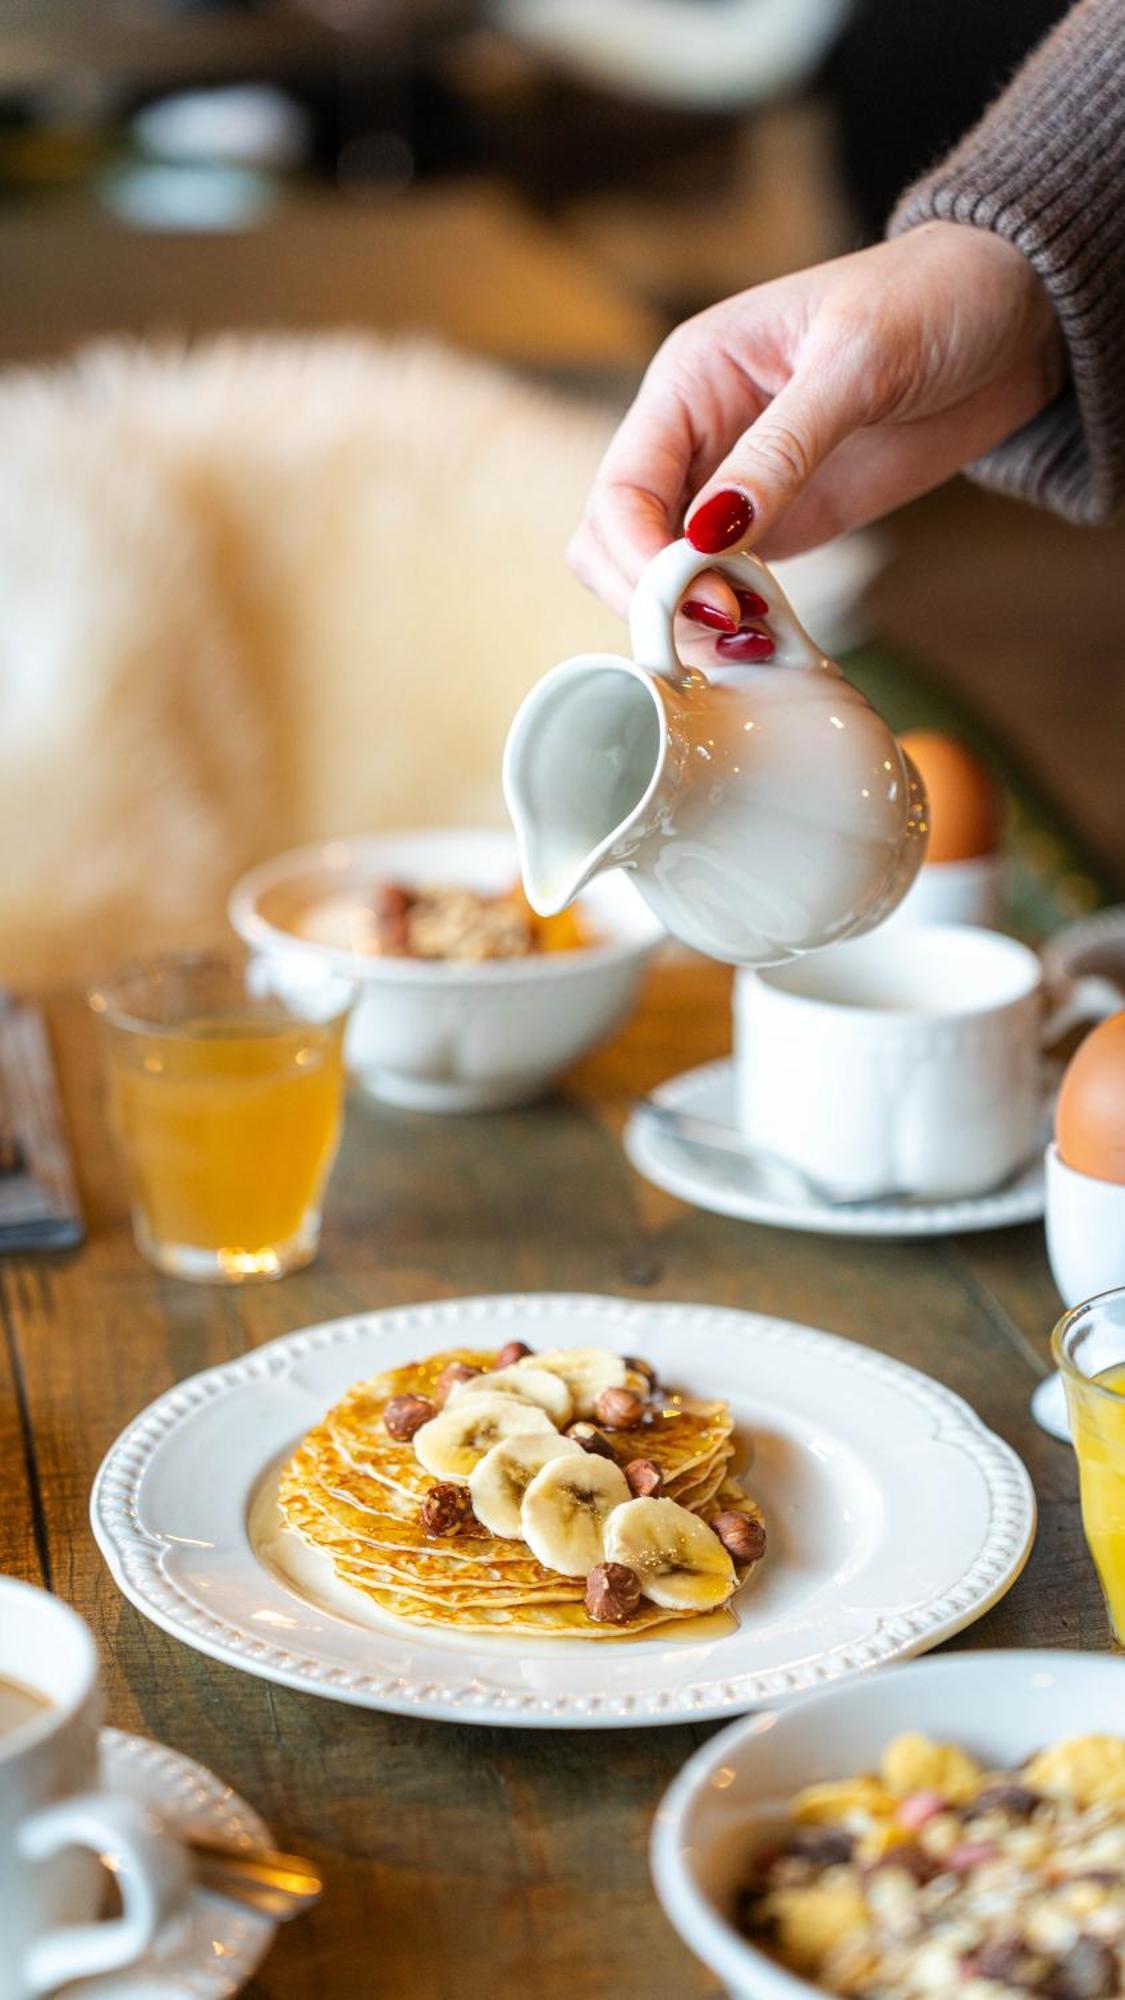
[
  {"x1": 627, "y1": 538, "x2": 825, "y2": 675},
  {"x1": 19, "y1": 1792, "x2": 191, "y2": 1994},
  {"x1": 1042, "y1": 972, "x2": 1124, "y2": 1052}
]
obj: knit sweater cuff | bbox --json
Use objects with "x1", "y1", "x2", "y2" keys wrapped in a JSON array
[{"x1": 888, "y1": 0, "x2": 1125, "y2": 524}]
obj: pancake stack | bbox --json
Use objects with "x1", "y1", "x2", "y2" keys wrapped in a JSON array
[{"x1": 277, "y1": 1342, "x2": 766, "y2": 1639}]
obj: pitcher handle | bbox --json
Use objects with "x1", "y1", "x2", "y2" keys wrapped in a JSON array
[{"x1": 627, "y1": 538, "x2": 825, "y2": 675}]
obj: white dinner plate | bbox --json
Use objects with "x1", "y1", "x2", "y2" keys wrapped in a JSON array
[
  {"x1": 625, "y1": 1059, "x2": 1047, "y2": 1237},
  {"x1": 91, "y1": 1295, "x2": 1035, "y2": 1730},
  {"x1": 72, "y1": 1730, "x2": 275, "y2": 1997}
]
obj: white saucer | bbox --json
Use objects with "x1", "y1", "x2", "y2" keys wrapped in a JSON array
[
  {"x1": 91, "y1": 1294, "x2": 1035, "y2": 1730},
  {"x1": 625, "y1": 1059, "x2": 1047, "y2": 1237},
  {"x1": 65, "y1": 1730, "x2": 275, "y2": 1997}
]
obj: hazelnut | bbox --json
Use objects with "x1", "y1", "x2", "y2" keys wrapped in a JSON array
[
  {"x1": 710, "y1": 1511, "x2": 767, "y2": 1565},
  {"x1": 374, "y1": 882, "x2": 414, "y2": 954},
  {"x1": 495, "y1": 1339, "x2": 532, "y2": 1369},
  {"x1": 420, "y1": 1482, "x2": 475, "y2": 1537},
  {"x1": 593, "y1": 1385, "x2": 645, "y2": 1430},
  {"x1": 585, "y1": 1561, "x2": 642, "y2": 1625},
  {"x1": 383, "y1": 1393, "x2": 437, "y2": 1441},
  {"x1": 624, "y1": 1457, "x2": 663, "y2": 1498},
  {"x1": 433, "y1": 1362, "x2": 481, "y2": 1405},
  {"x1": 565, "y1": 1421, "x2": 617, "y2": 1461},
  {"x1": 624, "y1": 1353, "x2": 659, "y2": 1394}
]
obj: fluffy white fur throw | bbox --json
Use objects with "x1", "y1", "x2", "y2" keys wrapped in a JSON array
[{"x1": 0, "y1": 335, "x2": 621, "y2": 985}]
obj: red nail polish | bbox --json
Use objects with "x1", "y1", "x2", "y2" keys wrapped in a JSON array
[
  {"x1": 681, "y1": 599, "x2": 738, "y2": 634},
  {"x1": 715, "y1": 627, "x2": 775, "y2": 663},
  {"x1": 734, "y1": 588, "x2": 768, "y2": 621},
  {"x1": 686, "y1": 488, "x2": 753, "y2": 554}
]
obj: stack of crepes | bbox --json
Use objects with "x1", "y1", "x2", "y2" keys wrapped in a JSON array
[{"x1": 276, "y1": 1345, "x2": 765, "y2": 1639}]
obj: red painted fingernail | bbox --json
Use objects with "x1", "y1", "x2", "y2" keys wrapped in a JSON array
[
  {"x1": 681, "y1": 599, "x2": 738, "y2": 634},
  {"x1": 686, "y1": 488, "x2": 753, "y2": 554},
  {"x1": 735, "y1": 588, "x2": 768, "y2": 621},
  {"x1": 715, "y1": 627, "x2": 776, "y2": 663}
]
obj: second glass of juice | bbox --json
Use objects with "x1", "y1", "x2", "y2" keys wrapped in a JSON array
[
  {"x1": 1053, "y1": 1285, "x2": 1125, "y2": 1645},
  {"x1": 90, "y1": 952, "x2": 355, "y2": 1282}
]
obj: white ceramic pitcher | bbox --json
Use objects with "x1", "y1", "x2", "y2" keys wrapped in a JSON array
[{"x1": 503, "y1": 540, "x2": 928, "y2": 966}]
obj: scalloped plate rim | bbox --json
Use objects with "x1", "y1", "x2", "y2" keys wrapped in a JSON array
[{"x1": 90, "y1": 1295, "x2": 1036, "y2": 1729}]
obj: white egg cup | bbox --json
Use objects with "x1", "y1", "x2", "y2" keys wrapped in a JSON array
[{"x1": 884, "y1": 852, "x2": 1004, "y2": 931}]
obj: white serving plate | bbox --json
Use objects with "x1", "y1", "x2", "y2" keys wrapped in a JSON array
[
  {"x1": 652, "y1": 1650, "x2": 1124, "y2": 2000},
  {"x1": 75, "y1": 1730, "x2": 275, "y2": 1997},
  {"x1": 90, "y1": 1295, "x2": 1034, "y2": 1729},
  {"x1": 626, "y1": 1059, "x2": 1047, "y2": 1237}
]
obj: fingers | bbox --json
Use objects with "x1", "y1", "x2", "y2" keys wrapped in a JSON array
[{"x1": 685, "y1": 366, "x2": 870, "y2": 555}]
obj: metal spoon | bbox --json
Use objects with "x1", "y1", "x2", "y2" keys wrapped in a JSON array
[
  {"x1": 187, "y1": 1837, "x2": 324, "y2": 1921},
  {"x1": 632, "y1": 1100, "x2": 898, "y2": 1206}
]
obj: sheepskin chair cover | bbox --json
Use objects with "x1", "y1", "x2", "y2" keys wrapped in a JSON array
[{"x1": 0, "y1": 335, "x2": 620, "y2": 985}]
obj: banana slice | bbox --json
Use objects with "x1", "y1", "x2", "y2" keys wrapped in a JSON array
[
  {"x1": 521, "y1": 1452, "x2": 630, "y2": 1576},
  {"x1": 469, "y1": 1431, "x2": 586, "y2": 1538},
  {"x1": 449, "y1": 1365, "x2": 573, "y2": 1427},
  {"x1": 412, "y1": 1393, "x2": 555, "y2": 1483},
  {"x1": 603, "y1": 1497, "x2": 735, "y2": 1610},
  {"x1": 521, "y1": 1346, "x2": 627, "y2": 1419}
]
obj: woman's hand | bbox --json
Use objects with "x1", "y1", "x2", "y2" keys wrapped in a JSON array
[{"x1": 570, "y1": 222, "x2": 1064, "y2": 627}]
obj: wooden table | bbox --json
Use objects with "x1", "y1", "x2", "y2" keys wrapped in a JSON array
[{"x1": 0, "y1": 962, "x2": 1104, "y2": 1998}]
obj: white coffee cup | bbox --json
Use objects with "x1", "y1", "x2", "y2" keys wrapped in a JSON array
[
  {"x1": 0, "y1": 1578, "x2": 190, "y2": 1998},
  {"x1": 734, "y1": 924, "x2": 1045, "y2": 1201}
]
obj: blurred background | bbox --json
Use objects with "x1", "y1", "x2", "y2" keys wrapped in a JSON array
[{"x1": 0, "y1": 0, "x2": 1120, "y2": 985}]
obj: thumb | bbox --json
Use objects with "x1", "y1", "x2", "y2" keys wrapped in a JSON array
[{"x1": 684, "y1": 368, "x2": 868, "y2": 554}]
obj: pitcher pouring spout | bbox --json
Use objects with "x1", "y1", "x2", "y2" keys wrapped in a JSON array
[
  {"x1": 503, "y1": 653, "x2": 668, "y2": 917},
  {"x1": 504, "y1": 539, "x2": 928, "y2": 966}
]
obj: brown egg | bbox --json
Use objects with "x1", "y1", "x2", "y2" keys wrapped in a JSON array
[
  {"x1": 1056, "y1": 1012, "x2": 1125, "y2": 1184},
  {"x1": 900, "y1": 730, "x2": 1001, "y2": 863}
]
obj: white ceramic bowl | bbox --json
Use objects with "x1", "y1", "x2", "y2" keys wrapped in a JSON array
[
  {"x1": 229, "y1": 830, "x2": 663, "y2": 1112},
  {"x1": 652, "y1": 1650, "x2": 1125, "y2": 2000}
]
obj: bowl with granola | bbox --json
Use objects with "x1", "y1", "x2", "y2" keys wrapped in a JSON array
[
  {"x1": 230, "y1": 829, "x2": 663, "y2": 1110},
  {"x1": 652, "y1": 1651, "x2": 1125, "y2": 1999}
]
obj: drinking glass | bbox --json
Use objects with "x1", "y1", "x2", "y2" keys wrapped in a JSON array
[
  {"x1": 90, "y1": 952, "x2": 354, "y2": 1282},
  {"x1": 1052, "y1": 1284, "x2": 1125, "y2": 1645}
]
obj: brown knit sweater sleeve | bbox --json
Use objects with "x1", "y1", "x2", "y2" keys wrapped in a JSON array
[{"x1": 888, "y1": 0, "x2": 1125, "y2": 523}]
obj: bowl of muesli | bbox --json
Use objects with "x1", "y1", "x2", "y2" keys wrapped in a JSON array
[
  {"x1": 652, "y1": 1651, "x2": 1125, "y2": 1999},
  {"x1": 230, "y1": 828, "x2": 663, "y2": 1111}
]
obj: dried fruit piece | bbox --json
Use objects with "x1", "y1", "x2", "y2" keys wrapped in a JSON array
[
  {"x1": 495, "y1": 1339, "x2": 532, "y2": 1369},
  {"x1": 880, "y1": 1733, "x2": 982, "y2": 1805}
]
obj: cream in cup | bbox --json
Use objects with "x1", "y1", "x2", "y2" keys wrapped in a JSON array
[
  {"x1": 734, "y1": 924, "x2": 1044, "y2": 1201},
  {"x1": 0, "y1": 1578, "x2": 189, "y2": 1998}
]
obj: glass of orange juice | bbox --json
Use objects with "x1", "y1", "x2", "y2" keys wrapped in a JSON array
[
  {"x1": 1053, "y1": 1285, "x2": 1125, "y2": 1645},
  {"x1": 90, "y1": 952, "x2": 355, "y2": 1282}
]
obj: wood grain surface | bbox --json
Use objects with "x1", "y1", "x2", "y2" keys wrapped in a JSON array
[{"x1": 0, "y1": 954, "x2": 1107, "y2": 2000}]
